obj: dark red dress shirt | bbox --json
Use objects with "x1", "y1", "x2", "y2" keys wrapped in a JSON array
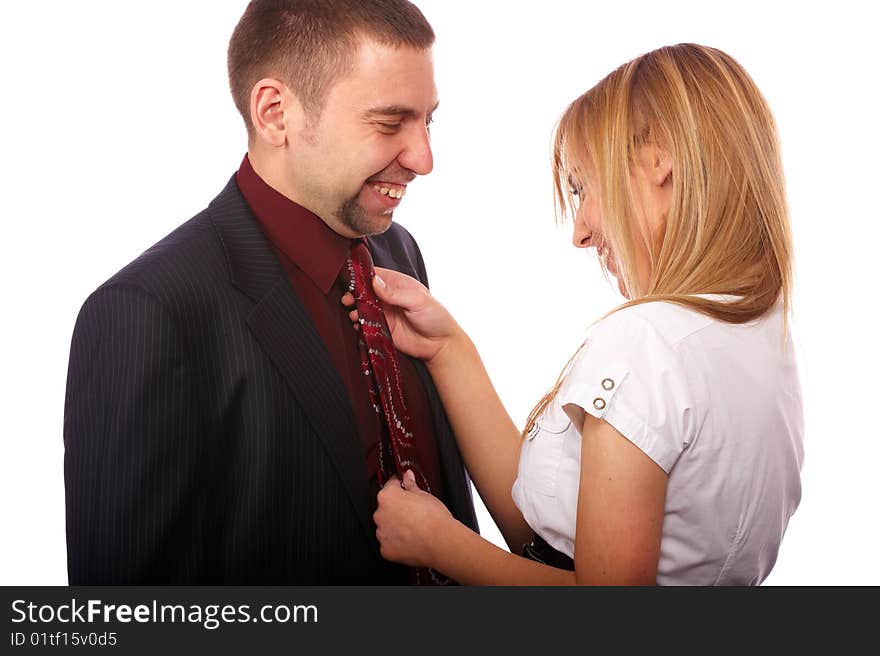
[{"x1": 235, "y1": 155, "x2": 446, "y2": 502}]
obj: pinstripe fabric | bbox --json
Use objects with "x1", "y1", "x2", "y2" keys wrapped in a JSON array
[{"x1": 63, "y1": 176, "x2": 478, "y2": 584}]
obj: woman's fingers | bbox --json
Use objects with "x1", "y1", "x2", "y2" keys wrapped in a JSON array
[
  {"x1": 342, "y1": 292, "x2": 360, "y2": 328},
  {"x1": 342, "y1": 268, "x2": 427, "y2": 314},
  {"x1": 401, "y1": 469, "x2": 422, "y2": 492},
  {"x1": 371, "y1": 267, "x2": 428, "y2": 311}
]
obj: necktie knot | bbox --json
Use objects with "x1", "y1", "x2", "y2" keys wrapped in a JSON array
[
  {"x1": 348, "y1": 241, "x2": 382, "y2": 317},
  {"x1": 348, "y1": 240, "x2": 372, "y2": 285}
]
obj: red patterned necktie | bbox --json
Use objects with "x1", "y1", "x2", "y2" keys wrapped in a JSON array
[{"x1": 347, "y1": 240, "x2": 449, "y2": 586}]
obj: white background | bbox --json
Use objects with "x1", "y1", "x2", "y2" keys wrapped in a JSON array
[{"x1": 1, "y1": 1, "x2": 877, "y2": 585}]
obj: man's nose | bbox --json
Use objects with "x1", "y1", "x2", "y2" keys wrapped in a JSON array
[{"x1": 398, "y1": 123, "x2": 433, "y2": 176}]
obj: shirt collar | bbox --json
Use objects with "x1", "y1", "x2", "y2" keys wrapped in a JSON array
[{"x1": 236, "y1": 154, "x2": 351, "y2": 294}]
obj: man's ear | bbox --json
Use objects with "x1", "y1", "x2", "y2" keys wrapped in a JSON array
[{"x1": 249, "y1": 78, "x2": 305, "y2": 148}]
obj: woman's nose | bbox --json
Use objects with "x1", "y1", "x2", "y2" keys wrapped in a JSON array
[{"x1": 572, "y1": 213, "x2": 592, "y2": 249}]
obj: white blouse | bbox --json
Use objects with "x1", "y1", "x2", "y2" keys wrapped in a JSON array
[{"x1": 511, "y1": 298, "x2": 804, "y2": 585}]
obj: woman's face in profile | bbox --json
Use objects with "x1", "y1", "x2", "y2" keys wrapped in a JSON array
[
  {"x1": 569, "y1": 175, "x2": 627, "y2": 295},
  {"x1": 570, "y1": 148, "x2": 671, "y2": 298}
]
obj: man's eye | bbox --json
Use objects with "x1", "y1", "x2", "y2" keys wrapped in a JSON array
[{"x1": 379, "y1": 122, "x2": 402, "y2": 132}]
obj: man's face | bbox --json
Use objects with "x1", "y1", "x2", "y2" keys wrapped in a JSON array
[{"x1": 285, "y1": 38, "x2": 437, "y2": 237}]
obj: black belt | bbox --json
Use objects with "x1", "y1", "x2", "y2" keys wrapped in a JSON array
[{"x1": 521, "y1": 534, "x2": 575, "y2": 571}]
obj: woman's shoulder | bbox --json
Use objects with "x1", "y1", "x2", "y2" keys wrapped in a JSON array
[
  {"x1": 590, "y1": 298, "x2": 720, "y2": 350},
  {"x1": 561, "y1": 300, "x2": 712, "y2": 467}
]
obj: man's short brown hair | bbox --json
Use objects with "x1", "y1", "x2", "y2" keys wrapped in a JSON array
[{"x1": 228, "y1": 0, "x2": 435, "y2": 134}]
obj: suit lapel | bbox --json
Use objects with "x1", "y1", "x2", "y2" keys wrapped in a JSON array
[{"x1": 207, "y1": 176, "x2": 377, "y2": 548}]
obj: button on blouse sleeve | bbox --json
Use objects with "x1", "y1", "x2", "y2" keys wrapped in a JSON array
[{"x1": 557, "y1": 311, "x2": 696, "y2": 473}]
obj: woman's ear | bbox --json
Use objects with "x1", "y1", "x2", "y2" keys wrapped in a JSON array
[
  {"x1": 652, "y1": 146, "x2": 673, "y2": 188},
  {"x1": 635, "y1": 142, "x2": 672, "y2": 188}
]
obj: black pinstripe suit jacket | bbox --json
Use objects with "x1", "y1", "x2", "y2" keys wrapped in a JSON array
[{"x1": 63, "y1": 176, "x2": 478, "y2": 584}]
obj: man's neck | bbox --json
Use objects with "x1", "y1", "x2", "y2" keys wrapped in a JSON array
[{"x1": 246, "y1": 150, "x2": 360, "y2": 239}]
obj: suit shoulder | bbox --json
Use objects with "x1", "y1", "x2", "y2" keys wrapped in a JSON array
[{"x1": 96, "y1": 208, "x2": 225, "y2": 300}]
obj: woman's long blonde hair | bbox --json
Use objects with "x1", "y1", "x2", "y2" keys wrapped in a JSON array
[{"x1": 524, "y1": 43, "x2": 794, "y2": 437}]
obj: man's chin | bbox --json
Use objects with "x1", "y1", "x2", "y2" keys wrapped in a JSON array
[
  {"x1": 337, "y1": 201, "x2": 394, "y2": 237},
  {"x1": 353, "y1": 204, "x2": 396, "y2": 235},
  {"x1": 361, "y1": 214, "x2": 394, "y2": 236}
]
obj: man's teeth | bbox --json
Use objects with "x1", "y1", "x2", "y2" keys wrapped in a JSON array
[{"x1": 372, "y1": 185, "x2": 405, "y2": 199}]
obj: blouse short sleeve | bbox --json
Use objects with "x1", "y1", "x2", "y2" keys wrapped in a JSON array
[{"x1": 557, "y1": 308, "x2": 696, "y2": 473}]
